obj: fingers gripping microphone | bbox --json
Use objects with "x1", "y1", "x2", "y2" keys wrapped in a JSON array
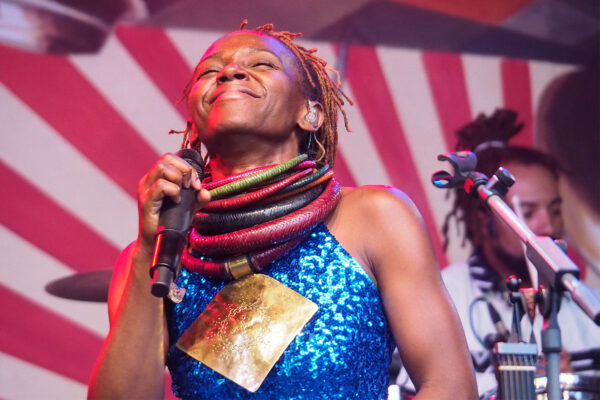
[{"x1": 150, "y1": 149, "x2": 204, "y2": 297}]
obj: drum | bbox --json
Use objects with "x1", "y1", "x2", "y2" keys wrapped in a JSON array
[{"x1": 534, "y1": 372, "x2": 600, "y2": 400}]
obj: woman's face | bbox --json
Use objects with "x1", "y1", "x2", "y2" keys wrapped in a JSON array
[{"x1": 188, "y1": 31, "x2": 306, "y2": 146}]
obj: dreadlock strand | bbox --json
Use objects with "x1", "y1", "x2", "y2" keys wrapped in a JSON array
[
  {"x1": 252, "y1": 23, "x2": 353, "y2": 167},
  {"x1": 326, "y1": 65, "x2": 342, "y2": 88}
]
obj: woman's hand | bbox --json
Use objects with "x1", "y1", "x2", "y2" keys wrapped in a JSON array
[
  {"x1": 136, "y1": 152, "x2": 211, "y2": 253},
  {"x1": 89, "y1": 152, "x2": 211, "y2": 400}
]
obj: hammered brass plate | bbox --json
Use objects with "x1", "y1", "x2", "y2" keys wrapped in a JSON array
[{"x1": 176, "y1": 274, "x2": 318, "y2": 392}]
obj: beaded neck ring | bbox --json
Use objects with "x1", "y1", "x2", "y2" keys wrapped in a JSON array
[{"x1": 181, "y1": 154, "x2": 340, "y2": 280}]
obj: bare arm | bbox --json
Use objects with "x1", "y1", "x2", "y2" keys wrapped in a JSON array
[
  {"x1": 329, "y1": 186, "x2": 477, "y2": 399},
  {"x1": 88, "y1": 153, "x2": 210, "y2": 400}
]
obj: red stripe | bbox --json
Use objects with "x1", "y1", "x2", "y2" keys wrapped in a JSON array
[
  {"x1": 0, "y1": 285, "x2": 103, "y2": 384},
  {"x1": 501, "y1": 59, "x2": 534, "y2": 147},
  {"x1": 164, "y1": 373, "x2": 179, "y2": 400},
  {"x1": 115, "y1": 25, "x2": 194, "y2": 118},
  {"x1": 422, "y1": 51, "x2": 472, "y2": 150},
  {"x1": 0, "y1": 161, "x2": 120, "y2": 272},
  {"x1": 0, "y1": 44, "x2": 159, "y2": 198},
  {"x1": 0, "y1": 281, "x2": 185, "y2": 395},
  {"x1": 333, "y1": 150, "x2": 357, "y2": 187},
  {"x1": 343, "y1": 44, "x2": 448, "y2": 266}
]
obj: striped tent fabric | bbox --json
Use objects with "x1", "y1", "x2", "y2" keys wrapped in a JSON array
[{"x1": 0, "y1": 24, "x2": 575, "y2": 398}]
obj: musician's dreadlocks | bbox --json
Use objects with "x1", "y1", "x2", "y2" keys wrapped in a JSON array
[
  {"x1": 442, "y1": 108, "x2": 561, "y2": 251},
  {"x1": 177, "y1": 20, "x2": 352, "y2": 168}
]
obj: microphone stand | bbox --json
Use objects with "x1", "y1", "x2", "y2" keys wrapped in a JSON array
[{"x1": 432, "y1": 151, "x2": 600, "y2": 400}]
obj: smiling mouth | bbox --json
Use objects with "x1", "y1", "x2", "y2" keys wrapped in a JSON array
[{"x1": 210, "y1": 89, "x2": 259, "y2": 104}]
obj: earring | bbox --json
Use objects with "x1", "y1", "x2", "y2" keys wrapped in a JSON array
[{"x1": 305, "y1": 100, "x2": 317, "y2": 125}]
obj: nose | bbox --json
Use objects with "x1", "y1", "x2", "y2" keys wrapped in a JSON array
[
  {"x1": 217, "y1": 64, "x2": 248, "y2": 84},
  {"x1": 531, "y1": 210, "x2": 559, "y2": 238}
]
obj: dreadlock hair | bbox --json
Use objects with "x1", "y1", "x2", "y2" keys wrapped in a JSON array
[
  {"x1": 177, "y1": 20, "x2": 352, "y2": 168},
  {"x1": 442, "y1": 108, "x2": 562, "y2": 252}
]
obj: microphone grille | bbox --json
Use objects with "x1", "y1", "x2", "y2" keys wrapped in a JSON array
[{"x1": 177, "y1": 149, "x2": 205, "y2": 181}]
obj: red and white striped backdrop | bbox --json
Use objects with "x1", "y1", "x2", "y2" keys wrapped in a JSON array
[{"x1": 0, "y1": 25, "x2": 575, "y2": 398}]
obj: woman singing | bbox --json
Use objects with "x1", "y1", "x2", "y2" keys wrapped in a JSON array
[{"x1": 88, "y1": 22, "x2": 476, "y2": 400}]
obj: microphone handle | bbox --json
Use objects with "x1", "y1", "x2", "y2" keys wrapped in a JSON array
[
  {"x1": 150, "y1": 188, "x2": 196, "y2": 297},
  {"x1": 150, "y1": 149, "x2": 204, "y2": 297}
]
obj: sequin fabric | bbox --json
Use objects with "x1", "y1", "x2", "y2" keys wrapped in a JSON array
[{"x1": 166, "y1": 224, "x2": 394, "y2": 399}]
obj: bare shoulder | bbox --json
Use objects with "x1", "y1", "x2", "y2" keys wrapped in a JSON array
[
  {"x1": 329, "y1": 185, "x2": 425, "y2": 232},
  {"x1": 326, "y1": 185, "x2": 435, "y2": 284}
]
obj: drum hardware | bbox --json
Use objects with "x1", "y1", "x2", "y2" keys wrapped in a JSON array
[
  {"x1": 534, "y1": 372, "x2": 600, "y2": 400},
  {"x1": 570, "y1": 349, "x2": 600, "y2": 372},
  {"x1": 481, "y1": 372, "x2": 600, "y2": 400},
  {"x1": 494, "y1": 342, "x2": 538, "y2": 400},
  {"x1": 45, "y1": 269, "x2": 112, "y2": 302},
  {"x1": 491, "y1": 276, "x2": 539, "y2": 400}
]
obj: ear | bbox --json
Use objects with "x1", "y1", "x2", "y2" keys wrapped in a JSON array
[{"x1": 297, "y1": 100, "x2": 324, "y2": 132}]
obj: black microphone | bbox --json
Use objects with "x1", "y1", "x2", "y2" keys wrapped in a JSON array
[
  {"x1": 483, "y1": 302, "x2": 510, "y2": 349},
  {"x1": 150, "y1": 149, "x2": 204, "y2": 297}
]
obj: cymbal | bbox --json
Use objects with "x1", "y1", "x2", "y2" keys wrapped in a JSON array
[{"x1": 45, "y1": 269, "x2": 113, "y2": 302}]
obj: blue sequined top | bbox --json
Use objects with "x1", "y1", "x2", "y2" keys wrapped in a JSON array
[{"x1": 166, "y1": 224, "x2": 395, "y2": 399}]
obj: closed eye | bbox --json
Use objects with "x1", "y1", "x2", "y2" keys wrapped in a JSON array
[
  {"x1": 549, "y1": 205, "x2": 562, "y2": 218},
  {"x1": 519, "y1": 206, "x2": 535, "y2": 220},
  {"x1": 196, "y1": 69, "x2": 219, "y2": 80},
  {"x1": 251, "y1": 61, "x2": 276, "y2": 69}
]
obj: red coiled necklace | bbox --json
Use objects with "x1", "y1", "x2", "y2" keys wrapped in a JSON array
[{"x1": 181, "y1": 154, "x2": 340, "y2": 280}]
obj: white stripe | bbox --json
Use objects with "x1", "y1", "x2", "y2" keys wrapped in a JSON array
[
  {"x1": 0, "y1": 352, "x2": 87, "y2": 400},
  {"x1": 69, "y1": 34, "x2": 184, "y2": 153},
  {"x1": 0, "y1": 83, "x2": 137, "y2": 249},
  {"x1": 462, "y1": 54, "x2": 503, "y2": 118},
  {"x1": 165, "y1": 28, "x2": 224, "y2": 70},
  {"x1": 376, "y1": 46, "x2": 471, "y2": 264},
  {"x1": 301, "y1": 41, "x2": 392, "y2": 186},
  {"x1": 0, "y1": 225, "x2": 109, "y2": 337},
  {"x1": 337, "y1": 84, "x2": 394, "y2": 186},
  {"x1": 529, "y1": 60, "x2": 577, "y2": 124}
]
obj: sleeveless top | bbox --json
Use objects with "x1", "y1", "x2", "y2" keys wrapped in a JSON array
[{"x1": 166, "y1": 224, "x2": 395, "y2": 400}]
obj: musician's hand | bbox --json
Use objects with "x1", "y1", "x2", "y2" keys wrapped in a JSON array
[{"x1": 137, "y1": 152, "x2": 211, "y2": 252}]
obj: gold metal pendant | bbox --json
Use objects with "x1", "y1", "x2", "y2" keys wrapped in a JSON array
[{"x1": 176, "y1": 274, "x2": 318, "y2": 392}]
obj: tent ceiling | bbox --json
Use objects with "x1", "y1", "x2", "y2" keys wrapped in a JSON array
[
  {"x1": 142, "y1": 0, "x2": 599, "y2": 63},
  {"x1": 0, "y1": 0, "x2": 597, "y2": 63}
]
